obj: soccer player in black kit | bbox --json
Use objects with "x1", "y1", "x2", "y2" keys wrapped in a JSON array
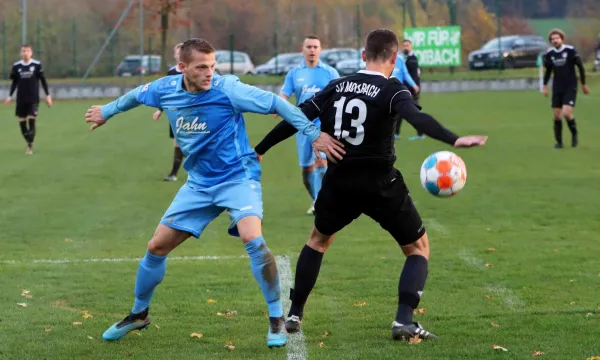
[
  {"x1": 542, "y1": 29, "x2": 590, "y2": 149},
  {"x1": 255, "y1": 29, "x2": 487, "y2": 341},
  {"x1": 4, "y1": 44, "x2": 52, "y2": 155},
  {"x1": 395, "y1": 39, "x2": 425, "y2": 140},
  {"x1": 153, "y1": 42, "x2": 185, "y2": 181}
]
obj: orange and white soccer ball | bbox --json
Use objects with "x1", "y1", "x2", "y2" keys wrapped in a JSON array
[{"x1": 419, "y1": 151, "x2": 467, "y2": 197}]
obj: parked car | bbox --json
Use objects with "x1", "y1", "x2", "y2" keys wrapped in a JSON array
[
  {"x1": 468, "y1": 35, "x2": 548, "y2": 70},
  {"x1": 214, "y1": 50, "x2": 255, "y2": 75},
  {"x1": 255, "y1": 53, "x2": 303, "y2": 75},
  {"x1": 116, "y1": 55, "x2": 162, "y2": 76},
  {"x1": 335, "y1": 49, "x2": 364, "y2": 75},
  {"x1": 320, "y1": 48, "x2": 358, "y2": 68}
]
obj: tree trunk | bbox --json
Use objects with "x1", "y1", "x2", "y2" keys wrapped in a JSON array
[{"x1": 160, "y1": 1, "x2": 170, "y2": 74}]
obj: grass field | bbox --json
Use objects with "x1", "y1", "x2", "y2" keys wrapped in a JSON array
[{"x1": 1, "y1": 86, "x2": 600, "y2": 359}]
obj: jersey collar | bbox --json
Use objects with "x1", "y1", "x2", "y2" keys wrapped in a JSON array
[
  {"x1": 358, "y1": 70, "x2": 388, "y2": 79},
  {"x1": 551, "y1": 45, "x2": 566, "y2": 52},
  {"x1": 300, "y1": 59, "x2": 323, "y2": 68},
  {"x1": 175, "y1": 75, "x2": 215, "y2": 93}
]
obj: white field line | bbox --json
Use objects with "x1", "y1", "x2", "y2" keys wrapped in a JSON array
[
  {"x1": 0, "y1": 255, "x2": 248, "y2": 265},
  {"x1": 276, "y1": 255, "x2": 308, "y2": 360}
]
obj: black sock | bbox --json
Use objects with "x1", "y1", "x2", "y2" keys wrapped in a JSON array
[
  {"x1": 289, "y1": 245, "x2": 324, "y2": 317},
  {"x1": 396, "y1": 255, "x2": 429, "y2": 325},
  {"x1": 19, "y1": 121, "x2": 29, "y2": 142},
  {"x1": 131, "y1": 306, "x2": 149, "y2": 319},
  {"x1": 169, "y1": 147, "x2": 184, "y2": 176},
  {"x1": 565, "y1": 118, "x2": 577, "y2": 135},
  {"x1": 27, "y1": 118, "x2": 36, "y2": 144},
  {"x1": 553, "y1": 120, "x2": 563, "y2": 144}
]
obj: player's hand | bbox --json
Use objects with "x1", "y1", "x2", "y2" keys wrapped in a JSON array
[
  {"x1": 582, "y1": 84, "x2": 590, "y2": 95},
  {"x1": 453, "y1": 136, "x2": 488, "y2": 148},
  {"x1": 45, "y1": 95, "x2": 52, "y2": 107},
  {"x1": 312, "y1": 133, "x2": 345, "y2": 163},
  {"x1": 4, "y1": 96, "x2": 11, "y2": 104},
  {"x1": 85, "y1": 105, "x2": 107, "y2": 131},
  {"x1": 153, "y1": 110, "x2": 163, "y2": 120},
  {"x1": 272, "y1": 114, "x2": 280, "y2": 119},
  {"x1": 542, "y1": 86, "x2": 548, "y2": 97},
  {"x1": 413, "y1": 85, "x2": 420, "y2": 94},
  {"x1": 255, "y1": 151, "x2": 263, "y2": 162}
]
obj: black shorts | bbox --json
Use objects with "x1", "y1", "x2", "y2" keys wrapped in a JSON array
[
  {"x1": 169, "y1": 123, "x2": 174, "y2": 138},
  {"x1": 551, "y1": 88, "x2": 577, "y2": 108},
  {"x1": 314, "y1": 169, "x2": 426, "y2": 246},
  {"x1": 16, "y1": 102, "x2": 39, "y2": 118}
]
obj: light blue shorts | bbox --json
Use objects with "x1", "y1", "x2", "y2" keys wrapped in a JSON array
[
  {"x1": 160, "y1": 179, "x2": 263, "y2": 238},
  {"x1": 296, "y1": 119, "x2": 326, "y2": 168}
]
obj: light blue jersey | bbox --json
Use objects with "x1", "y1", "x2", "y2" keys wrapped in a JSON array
[
  {"x1": 281, "y1": 60, "x2": 339, "y2": 167},
  {"x1": 391, "y1": 56, "x2": 416, "y2": 88},
  {"x1": 101, "y1": 73, "x2": 320, "y2": 237}
]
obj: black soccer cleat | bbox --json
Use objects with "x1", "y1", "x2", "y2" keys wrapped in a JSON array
[
  {"x1": 572, "y1": 134, "x2": 578, "y2": 148},
  {"x1": 392, "y1": 321, "x2": 438, "y2": 341},
  {"x1": 553, "y1": 143, "x2": 564, "y2": 149},
  {"x1": 285, "y1": 315, "x2": 302, "y2": 334}
]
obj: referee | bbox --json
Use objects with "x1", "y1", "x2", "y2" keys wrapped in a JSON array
[{"x1": 4, "y1": 44, "x2": 52, "y2": 155}]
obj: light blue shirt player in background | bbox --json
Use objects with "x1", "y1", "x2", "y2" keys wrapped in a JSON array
[
  {"x1": 280, "y1": 35, "x2": 339, "y2": 215},
  {"x1": 392, "y1": 55, "x2": 419, "y2": 93},
  {"x1": 84, "y1": 39, "x2": 343, "y2": 348}
]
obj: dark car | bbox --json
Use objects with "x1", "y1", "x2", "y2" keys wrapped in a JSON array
[{"x1": 468, "y1": 35, "x2": 548, "y2": 70}]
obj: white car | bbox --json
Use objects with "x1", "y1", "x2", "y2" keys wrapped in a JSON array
[{"x1": 215, "y1": 50, "x2": 255, "y2": 75}]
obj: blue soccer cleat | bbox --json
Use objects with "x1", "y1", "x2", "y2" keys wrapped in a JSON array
[
  {"x1": 102, "y1": 311, "x2": 151, "y2": 341},
  {"x1": 266, "y1": 316, "x2": 287, "y2": 348}
]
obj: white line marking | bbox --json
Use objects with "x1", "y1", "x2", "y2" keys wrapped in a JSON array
[
  {"x1": 485, "y1": 284, "x2": 526, "y2": 310},
  {"x1": 0, "y1": 255, "x2": 248, "y2": 265},
  {"x1": 457, "y1": 249, "x2": 486, "y2": 269},
  {"x1": 276, "y1": 255, "x2": 308, "y2": 360},
  {"x1": 423, "y1": 218, "x2": 448, "y2": 235}
]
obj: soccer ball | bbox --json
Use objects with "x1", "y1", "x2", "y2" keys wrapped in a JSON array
[{"x1": 419, "y1": 151, "x2": 467, "y2": 197}]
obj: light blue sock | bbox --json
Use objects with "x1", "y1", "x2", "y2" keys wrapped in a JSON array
[
  {"x1": 309, "y1": 170, "x2": 322, "y2": 200},
  {"x1": 131, "y1": 250, "x2": 167, "y2": 314},
  {"x1": 245, "y1": 236, "x2": 283, "y2": 318}
]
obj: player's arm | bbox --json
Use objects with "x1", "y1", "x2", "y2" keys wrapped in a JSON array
[
  {"x1": 227, "y1": 79, "x2": 344, "y2": 161},
  {"x1": 85, "y1": 81, "x2": 162, "y2": 131},
  {"x1": 391, "y1": 88, "x2": 486, "y2": 147},
  {"x1": 37, "y1": 62, "x2": 52, "y2": 107},
  {"x1": 573, "y1": 49, "x2": 589, "y2": 94},
  {"x1": 542, "y1": 53, "x2": 553, "y2": 96},
  {"x1": 5, "y1": 66, "x2": 18, "y2": 104}
]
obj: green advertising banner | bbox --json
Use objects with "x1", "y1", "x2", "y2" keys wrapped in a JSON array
[{"x1": 403, "y1": 26, "x2": 462, "y2": 67}]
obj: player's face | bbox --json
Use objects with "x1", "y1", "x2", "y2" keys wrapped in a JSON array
[
  {"x1": 550, "y1": 34, "x2": 563, "y2": 48},
  {"x1": 402, "y1": 41, "x2": 412, "y2": 55},
  {"x1": 180, "y1": 50, "x2": 216, "y2": 91},
  {"x1": 21, "y1": 47, "x2": 32, "y2": 61},
  {"x1": 303, "y1": 39, "x2": 321, "y2": 63}
]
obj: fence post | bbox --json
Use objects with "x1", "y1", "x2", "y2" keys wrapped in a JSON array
[
  {"x1": 72, "y1": 19, "x2": 77, "y2": 76},
  {"x1": 496, "y1": 0, "x2": 502, "y2": 72},
  {"x1": 356, "y1": 5, "x2": 361, "y2": 51},
  {"x1": 2, "y1": 21, "x2": 6, "y2": 80},
  {"x1": 36, "y1": 19, "x2": 40, "y2": 59},
  {"x1": 313, "y1": 6, "x2": 317, "y2": 35},
  {"x1": 274, "y1": 9, "x2": 278, "y2": 74}
]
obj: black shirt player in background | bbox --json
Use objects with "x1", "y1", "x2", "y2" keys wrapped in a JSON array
[
  {"x1": 542, "y1": 29, "x2": 590, "y2": 149},
  {"x1": 153, "y1": 43, "x2": 185, "y2": 181},
  {"x1": 4, "y1": 44, "x2": 52, "y2": 155},
  {"x1": 255, "y1": 29, "x2": 487, "y2": 341},
  {"x1": 395, "y1": 39, "x2": 425, "y2": 141}
]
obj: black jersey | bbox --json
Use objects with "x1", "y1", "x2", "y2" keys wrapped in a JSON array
[
  {"x1": 543, "y1": 45, "x2": 586, "y2": 90},
  {"x1": 403, "y1": 52, "x2": 420, "y2": 87},
  {"x1": 299, "y1": 70, "x2": 457, "y2": 174},
  {"x1": 167, "y1": 65, "x2": 181, "y2": 76},
  {"x1": 9, "y1": 59, "x2": 49, "y2": 103}
]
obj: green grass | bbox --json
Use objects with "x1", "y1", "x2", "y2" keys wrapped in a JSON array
[{"x1": 1, "y1": 85, "x2": 600, "y2": 359}]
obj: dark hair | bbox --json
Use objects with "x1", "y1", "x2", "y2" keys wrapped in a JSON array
[
  {"x1": 364, "y1": 29, "x2": 398, "y2": 62},
  {"x1": 548, "y1": 29, "x2": 565, "y2": 41},
  {"x1": 180, "y1": 38, "x2": 215, "y2": 63},
  {"x1": 305, "y1": 35, "x2": 320, "y2": 41},
  {"x1": 402, "y1": 39, "x2": 412, "y2": 44},
  {"x1": 21, "y1": 44, "x2": 32, "y2": 49}
]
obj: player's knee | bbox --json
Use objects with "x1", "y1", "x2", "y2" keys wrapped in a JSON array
[
  {"x1": 236, "y1": 216, "x2": 263, "y2": 244},
  {"x1": 147, "y1": 238, "x2": 171, "y2": 256},
  {"x1": 400, "y1": 233, "x2": 430, "y2": 260},
  {"x1": 307, "y1": 227, "x2": 334, "y2": 253}
]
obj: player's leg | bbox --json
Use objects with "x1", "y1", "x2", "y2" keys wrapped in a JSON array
[
  {"x1": 220, "y1": 179, "x2": 286, "y2": 347},
  {"x1": 408, "y1": 96, "x2": 426, "y2": 140},
  {"x1": 286, "y1": 179, "x2": 358, "y2": 333},
  {"x1": 15, "y1": 103, "x2": 31, "y2": 154},
  {"x1": 551, "y1": 91, "x2": 564, "y2": 148},
  {"x1": 24, "y1": 104, "x2": 39, "y2": 153},
  {"x1": 363, "y1": 171, "x2": 437, "y2": 340},
  {"x1": 103, "y1": 184, "x2": 220, "y2": 341},
  {"x1": 164, "y1": 128, "x2": 183, "y2": 181},
  {"x1": 394, "y1": 117, "x2": 402, "y2": 140},
  {"x1": 297, "y1": 133, "x2": 320, "y2": 214},
  {"x1": 102, "y1": 224, "x2": 191, "y2": 341},
  {"x1": 562, "y1": 89, "x2": 578, "y2": 147}
]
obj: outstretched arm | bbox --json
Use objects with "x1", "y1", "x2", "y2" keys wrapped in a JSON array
[{"x1": 255, "y1": 119, "x2": 297, "y2": 155}]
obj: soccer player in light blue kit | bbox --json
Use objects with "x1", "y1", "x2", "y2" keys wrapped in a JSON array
[
  {"x1": 84, "y1": 39, "x2": 343, "y2": 348},
  {"x1": 279, "y1": 35, "x2": 339, "y2": 215},
  {"x1": 391, "y1": 55, "x2": 419, "y2": 140}
]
